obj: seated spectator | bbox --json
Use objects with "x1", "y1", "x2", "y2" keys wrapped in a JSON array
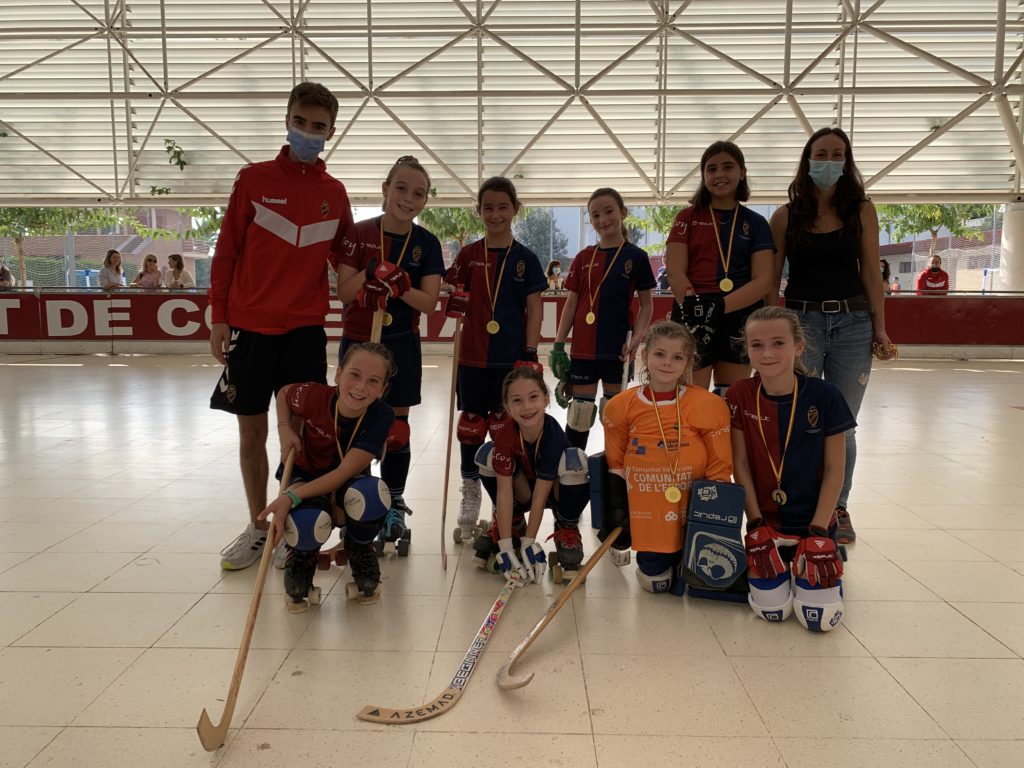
[
  {"x1": 546, "y1": 259, "x2": 563, "y2": 290},
  {"x1": 99, "y1": 249, "x2": 124, "y2": 289},
  {"x1": 890, "y1": 276, "x2": 901, "y2": 294},
  {"x1": 164, "y1": 253, "x2": 196, "y2": 289},
  {"x1": 0, "y1": 259, "x2": 13, "y2": 288},
  {"x1": 916, "y1": 255, "x2": 950, "y2": 295},
  {"x1": 656, "y1": 264, "x2": 670, "y2": 291},
  {"x1": 131, "y1": 254, "x2": 162, "y2": 289}
]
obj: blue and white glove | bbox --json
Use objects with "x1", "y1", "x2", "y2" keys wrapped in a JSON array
[
  {"x1": 497, "y1": 538, "x2": 529, "y2": 585},
  {"x1": 520, "y1": 537, "x2": 546, "y2": 583}
]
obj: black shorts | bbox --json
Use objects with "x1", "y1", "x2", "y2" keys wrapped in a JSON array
[
  {"x1": 340, "y1": 333, "x2": 422, "y2": 408},
  {"x1": 670, "y1": 300, "x2": 763, "y2": 370},
  {"x1": 569, "y1": 357, "x2": 625, "y2": 389},
  {"x1": 210, "y1": 325, "x2": 327, "y2": 416},
  {"x1": 456, "y1": 365, "x2": 510, "y2": 415}
]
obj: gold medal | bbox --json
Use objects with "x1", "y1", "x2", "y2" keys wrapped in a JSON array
[
  {"x1": 382, "y1": 312, "x2": 393, "y2": 327},
  {"x1": 664, "y1": 486, "x2": 682, "y2": 504},
  {"x1": 585, "y1": 311, "x2": 596, "y2": 325},
  {"x1": 756, "y1": 378, "x2": 799, "y2": 513},
  {"x1": 771, "y1": 488, "x2": 787, "y2": 506},
  {"x1": 486, "y1": 320, "x2": 500, "y2": 335},
  {"x1": 719, "y1": 277, "x2": 734, "y2": 293}
]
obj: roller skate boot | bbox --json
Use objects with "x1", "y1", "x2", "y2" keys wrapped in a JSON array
[
  {"x1": 454, "y1": 477, "x2": 484, "y2": 544},
  {"x1": 547, "y1": 520, "x2": 584, "y2": 583},
  {"x1": 472, "y1": 520, "x2": 500, "y2": 571},
  {"x1": 346, "y1": 540, "x2": 382, "y2": 604},
  {"x1": 283, "y1": 548, "x2": 321, "y2": 613},
  {"x1": 376, "y1": 497, "x2": 412, "y2": 556}
]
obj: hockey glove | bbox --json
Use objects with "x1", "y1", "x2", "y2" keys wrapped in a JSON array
[
  {"x1": 549, "y1": 341, "x2": 570, "y2": 380},
  {"x1": 681, "y1": 293, "x2": 725, "y2": 327},
  {"x1": 520, "y1": 537, "x2": 546, "y2": 583},
  {"x1": 373, "y1": 260, "x2": 412, "y2": 297},
  {"x1": 443, "y1": 264, "x2": 460, "y2": 287},
  {"x1": 444, "y1": 288, "x2": 469, "y2": 318},
  {"x1": 744, "y1": 518, "x2": 786, "y2": 580},
  {"x1": 597, "y1": 472, "x2": 632, "y2": 558},
  {"x1": 497, "y1": 538, "x2": 529, "y2": 584},
  {"x1": 513, "y1": 347, "x2": 544, "y2": 375},
  {"x1": 793, "y1": 527, "x2": 843, "y2": 589},
  {"x1": 554, "y1": 379, "x2": 571, "y2": 409},
  {"x1": 356, "y1": 279, "x2": 390, "y2": 311}
]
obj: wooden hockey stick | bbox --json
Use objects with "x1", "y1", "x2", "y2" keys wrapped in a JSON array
[
  {"x1": 357, "y1": 572, "x2": 518, "y2": 723},
  {"x1": 197, "y1": 449, "x2": 296, "y2": 751},
  {"x1": 496, "y1": 526, "x2": 622, "y2": 691},
  {"x1": 438, "y1": 314, "x2": 463, "y2": 570}
]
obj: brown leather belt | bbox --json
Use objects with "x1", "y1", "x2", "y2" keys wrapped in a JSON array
[{"x1": 786, "y1": 296, "x2": 870, "y2": 313}]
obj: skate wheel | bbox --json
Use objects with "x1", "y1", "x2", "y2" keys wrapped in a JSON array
[
  {"x1": 307, "y1": 586, "x2": 322, "y2": 606},
  {"x1": 551, "y1": 564, "x2": 563, "y2": 582},
  {"x1": 453, "y1": 528, "x2": 463, "y2": 544},
  {"x1": 316, "y1": 553, "x2": 331, "y2": 571},
  {"x1": 375, "y1": 540, "x2": 389, "y2": 556},
  {"x1": 397, "y1": 538, "x2": 410, "y2": 557},
  {"x1": 358, "y1": 584, "x2": 382, "y2": 605},
  {"x1": 547, "y1": 551, "x2": 558, "y2": 569},
  {"x1": 402, "y1": 529, "x2": 411, "y2": 542},
  {"x1": 346, "y1": 581, "x2": 360, "y2": 600},
  {"x1": 285, "y1": 595, "x2": 308, "y2": 614},
  {"x1": 485, "y1": 555, "x2": 502, "y2": 574}
]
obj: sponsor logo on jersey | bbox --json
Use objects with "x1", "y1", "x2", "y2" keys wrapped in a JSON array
[
  {"x1": 262, "y1": 196, "x2": 287, "y2": 205},
  {"x1": 321, "y1": 199, "x2": 330, "y2": 217},
  {"x1": 674, "y1": 219, "x2": 687, "y2": 233},
  {"x1": 665, "y1": 511, "x2": 679, "y2": 521},
  {"x1": 807, "y1": 405, "x2": 819, "y2": 429}
]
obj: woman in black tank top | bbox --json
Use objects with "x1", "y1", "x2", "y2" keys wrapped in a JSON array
[{"x1": 767, "y1": 127, "x2": 893, "y2": 548}]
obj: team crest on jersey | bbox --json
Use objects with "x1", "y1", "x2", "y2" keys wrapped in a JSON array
[
  {"x1": 516, "y1": 260, "x2": 526, "y2": 278},
  {"x1": 321, "y1": 199, "x2": 330, "y2": 218},
  {"x1": 624, "y1": 259, "x2": 633, "y2": 276},
  {"x1": 742, "y1": 220, "x2": 750, "y2": 237},
  {"x1": 807, "y1": 406, "x2": 819, "y2": 429},
  {"x1": 411, "y1": 245, "x2": 422, "y2": 264}
]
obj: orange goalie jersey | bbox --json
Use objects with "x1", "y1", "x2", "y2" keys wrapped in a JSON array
[{"x1": 602, "y1": 385, "x2": 733, "y2": 554}]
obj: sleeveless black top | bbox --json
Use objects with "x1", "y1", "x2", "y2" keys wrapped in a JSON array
[{"x1": 784, "y1": 228, "x2": 864, "y2": 302}]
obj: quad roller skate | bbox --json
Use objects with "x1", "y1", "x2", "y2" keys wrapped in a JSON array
[
  {"x1": 472, "y1": 514, "x2": 527, "y2": 573},
  {"x1": 346, "y1": 540, "x2": 382, "y2": 604},
  {"x1": 376, "y1": 497, "x2": 412, "y2": 556},
  {"x1": 283, "y1": 548, "x2": 321, "y2": 613},
  {"x1": 453, "y1": 478, "x2": 486, "y2": 544},
  {"x1": 547, "y1": 520, "x2": 584, "y2": 583}
]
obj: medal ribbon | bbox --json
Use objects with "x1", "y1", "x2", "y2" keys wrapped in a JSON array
[
  {"x1": 709, "y1": 205, "x2": 739, "y2": 284},
  {"x1": 648, "y1": 385, "x2": 684, "y2": 495},
  {"x1": 518, "y1": 427, "x2": 542, "y2": 478},
  {"x1": 755, "y1": 377, "x2": 799, "y2": 500},
  {"x1": 334, "y1": 399, "x2": 368, "y2": 462},
  {"x1": 585, "y1": 240, "x2": 625, "y2": 317},
  {"x1": 379, "y1": 217, "x2": 413, "y2": 269},
  {"x1": 483, "y1": 237, "x2": 514, "y2": 324}
]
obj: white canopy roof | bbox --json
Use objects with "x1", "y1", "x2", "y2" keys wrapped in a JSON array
[{"x1": 1, "y1": 0, "x2": 1022, "y2": 205}]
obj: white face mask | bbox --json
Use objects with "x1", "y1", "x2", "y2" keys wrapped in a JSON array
[{"x1": 552, "y1": 267, "x2": 561, "y2": 275}]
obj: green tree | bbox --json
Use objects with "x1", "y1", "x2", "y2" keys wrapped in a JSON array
[
  {"x1": 418, "y1": 207, "x2": 483, "y2": 250},
  {"x1": 626, "y1": 204, "x2": 683, "y2": 254},
  {"x1": 876, "y1": 204, "x2": 991, "y2": 259},
  {"x1": 513, "y1": 207, "x2": 567, "y2": 265}
]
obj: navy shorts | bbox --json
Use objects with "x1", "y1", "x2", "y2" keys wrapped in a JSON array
[
  {"x1": 457, "y1": 365, "x2": 510, "y2": 416},
  {"x1": 210, "y1": 325, "x2": 327, "y2": 416},
  {"x1": 340, "y1": 333, "x2": 422, "y2": 408},
  {"x1": 569, "y1": 357, "x2": 625, "y2": 388},
  {"x1": 670, "y1": 300, "x2": 763, "y2": 370}
]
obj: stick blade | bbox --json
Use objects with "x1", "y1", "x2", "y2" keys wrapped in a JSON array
[
  {"x1": 196, "y1": 708, "x2": 227, "y2": 752},
  {"x1": 357, "y1": 688, "x2": 462, "y2": 724},
  {"x1": 496, "y1": 663, "x2": 534, "y2": 690}
]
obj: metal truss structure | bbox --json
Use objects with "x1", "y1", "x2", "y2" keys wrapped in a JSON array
[{"x1": 1, "y1": 0, "x2": 1023, "y2": 206}]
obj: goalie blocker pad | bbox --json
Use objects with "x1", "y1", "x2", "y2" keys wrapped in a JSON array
[{"x1": 681, "y1": 479, "x2": 748, "y2": 603}]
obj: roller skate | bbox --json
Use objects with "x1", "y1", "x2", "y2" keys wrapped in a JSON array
[
  {"x1": 473, "y1": 514, "x2": 527, "y2": 573},
  {"x1": 283, "y1": 548, "x2": 321, "y2": 613},
  {"x1": 547, "y1": 520, "x2": 584, "y2": 583},
  {"x1": 376, "y1": 497, "x2": 412, "y2": 556},
  {"x1": 453, "y1": 477, "x2": 486, "y2": 544},
  {"x1": 346, "y1": 539, "x2": 382, "y2": 604}
]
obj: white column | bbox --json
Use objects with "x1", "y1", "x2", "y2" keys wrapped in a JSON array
[{"x1": 998, "y1": 202, "x2": 1024, "y2": 291}]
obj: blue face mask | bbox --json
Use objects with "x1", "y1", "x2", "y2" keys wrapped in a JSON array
[
  {"x1": 808, "y1": 159, "x2": 844, "y2": 190},
  {"x1": 287, "y1": 127, "x2": 326, "y2": 163}
]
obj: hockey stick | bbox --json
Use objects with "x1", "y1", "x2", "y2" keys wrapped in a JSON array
[
  {"x1": 438, "y1": 314, "x2": 463, "y2": 570},
  {"x1": 496, "y1": 526, "x2": 622, "y2": 691},
  {"x1": 197, "y1": 448, "x2": 296, "y2": 751},
  {"x1": 357, "y1": 572, "x2": 518, "y2": 723}
]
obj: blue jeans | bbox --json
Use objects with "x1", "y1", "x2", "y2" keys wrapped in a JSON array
[{"x1": 795, "y1": 309, "x2": 873, "y2": 509}]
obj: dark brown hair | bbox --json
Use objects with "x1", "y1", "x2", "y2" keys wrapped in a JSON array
[
  {"x1": 338, "y1": 342, "x2": 396, "y2": 388},
  {"x1": 287, "y1": 82, "x2": 339, "y2": 127},
  {"x1": 168, "y1": 253, "x2": 184, "y2": 271},
  {"x1": 477, "y1": 176, "x2": 521, "y2": 211},
  {"x1": 689, "y1": 141, "x2": 751, "y2": 208},
  {"x1": 588, "y1": 187, "x2": 630, "y2": 242},
  {"x1": 501, "y1": 366, "x2": 549, "y2": 407}
]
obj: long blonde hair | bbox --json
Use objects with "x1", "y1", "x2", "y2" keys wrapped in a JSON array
[
  {"x1": 639, "y1": 320, "x2": 696, "y2": 389},
  {"x1": 742, "y1": 306, "x2": 810, "y2": 375}
]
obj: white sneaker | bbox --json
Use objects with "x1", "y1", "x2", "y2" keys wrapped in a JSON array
[
  {"x1": 272, "y1": 539, "x2": 288, "y2": 570},
  {"x1": 219, "y1": 522, "x2": 268, "y2": 570},
  {"x1": 457, "y1": 477, "x2": 481, "y2": 536}
]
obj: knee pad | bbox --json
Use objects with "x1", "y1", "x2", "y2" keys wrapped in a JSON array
[
  {"x1": 566, "y1": 398, "x2": 597, "y2": 431},
  {"x1": 635, "y1": 551, "x2": 675, "y2": 593},
  {"x1": 748, "y1": 572, "x2": 794, "y2": 622},
  {"x1": 487, "y1": 410, "x2": 513, "y2": 440},
  {"x1": 792, "y1": 578, "x2": 845, "y2": 632},
  {"x1": 457, "y1": 412, "x2": 487, "y2": 446},
  {"x1": 555, "y1": 447, "x2": 590, "y2": 524},
  {"x1": 474, "y1": 442, "x2": 497, "y2": 478},
  {"x1": 342, "y1": 476, "x2": 391, "y2": 524},
  {"x1": 385, "y1": 417, "x2": 410, "y2": 453},
  {"x1": 598, "y1": 395, "x2": 612, "y2": 419},
  {"x1": 557, "y1": 447, "x2": 589, "y2": 485},
  {"x1": 711, "y1": 386, "x2": 728, "y2": 399},
  {"x1": 284, "y1": 496, "x2": 333, "y2": 551},
  {"x1": 681, "y1": 480, "x2": 746, "y2": 593}
]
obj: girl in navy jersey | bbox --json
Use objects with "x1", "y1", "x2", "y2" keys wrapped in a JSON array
[
  {"x1": 550, "y1": 188, "x2": 655, "y2": 450},
  {"x1": 336, "y1": 156, "x2": 444, "y2": 549},
  {"x1": 727, "y1": 307, "x2": 854, "y2": 630},
  {"x1": 472, "y1": 367, "x2": 590, "y2": 582},
  {"x1": 665, "y1": 141, "x2": 775, "y2": 393},
  {"x1": 444, "y1": 177, "x2": 547, "y2": 543},
  {"x1": 258, "y1": 342, "x2": 396, "y2": 607}
]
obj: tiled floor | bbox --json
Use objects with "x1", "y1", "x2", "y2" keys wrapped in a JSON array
[{"x1": 2, "y1": 351, "x2": 1024, "y2": 767}]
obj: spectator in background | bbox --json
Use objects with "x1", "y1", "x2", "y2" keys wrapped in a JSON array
[
  {"x1": 916, "y1": 255, "x2": 949, "y2": 295},
  {"x1": 99, "y1": 249, "x2": 124, "y2": 289},
  {"x1": 656, "y1": 264, "x2": 670, "y2": 291},
  {"x1": 164, "y1": 253, "x2": 196, "y2": 289},
  {"x1": 131, "y1": 254, "x2": 162, "y2": 289},
  {"x1": 546, "y1": 259, "x2": 563, "y2": 290},
  {"x1": 0, "y1": 259, "x2": 13, "y2": 288},
  {"x1": 880, "y1": 259, "x2": 891, "y2": 294},
  {"x1": 891, "y1": 276, "x2": 902, "y2": 294}
]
